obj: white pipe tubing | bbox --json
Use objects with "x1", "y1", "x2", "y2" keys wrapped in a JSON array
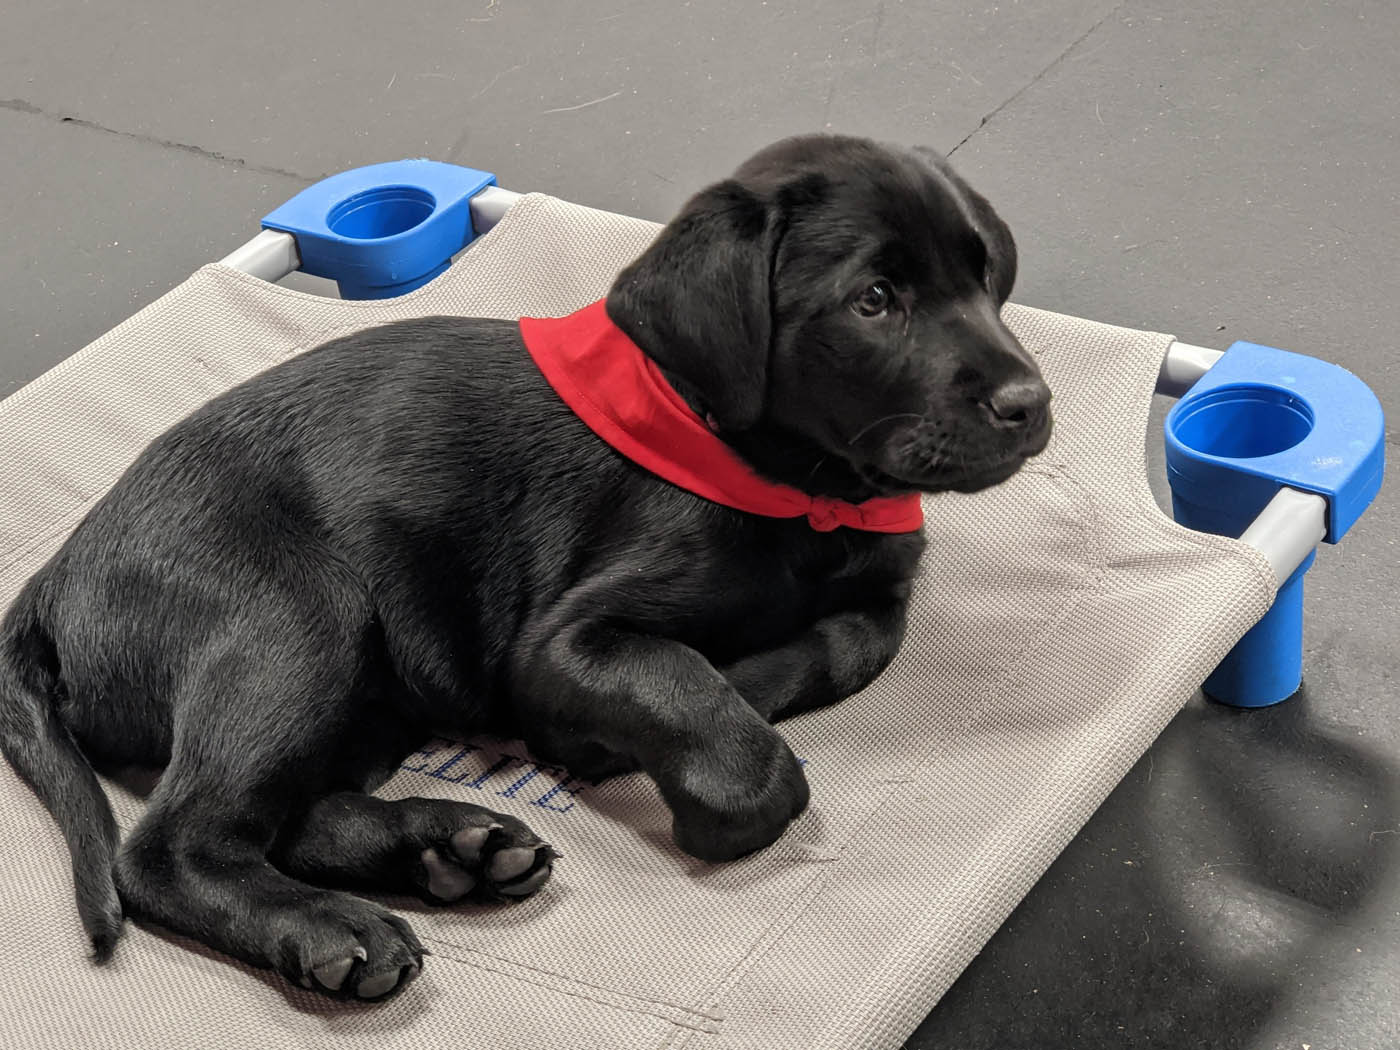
[
  {"x1": 219, "y1": 229, "x2": 300, "y2": 282},
  {"x1": 1157, "y1": 341, "x2": 1225, "y2": 397},
  {"x1": 1239, "y1": 486, "x2": 1329, "y2": 585},
  {"x1": 469, "y1": 186, "x2": 522, "y2": 234}
]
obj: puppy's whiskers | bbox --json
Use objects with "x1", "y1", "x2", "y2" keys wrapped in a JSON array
[{"x1": 846, "y1": 412, "x2": 927, "y2": 448}]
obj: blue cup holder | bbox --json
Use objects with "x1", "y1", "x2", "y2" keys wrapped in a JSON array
[
  {"x1": 1165, "y1": 343, "x2": 1382, "y2": 545},
  {"x1": 260, "y1": 160, "x2": 497, "y2": 298},
  {"x1": 326, "y1": 186, "x2": 437, "y2": 241},
  {"x1": 1168, "y1": 384, "x2": 1315, "y2": 460},
  {"x1": 1164, "y1": 341, "x2": 1385, "y2": 708}
]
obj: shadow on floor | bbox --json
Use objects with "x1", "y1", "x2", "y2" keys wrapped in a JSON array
[{"x1": 908, "y1": 686, "x2": 1400, "y2": 1050}]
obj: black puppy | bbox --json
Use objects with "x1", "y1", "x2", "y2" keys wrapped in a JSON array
[{"x1": 0, "y1": 134, "x2": 1050, "y2": 1000}]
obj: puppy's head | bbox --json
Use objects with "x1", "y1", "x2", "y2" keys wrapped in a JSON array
[{"x1": 606, "y1": 134, "x2": 1052, "y2": 497}]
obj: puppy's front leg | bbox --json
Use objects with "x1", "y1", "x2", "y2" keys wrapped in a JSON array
[
  {"x1": 719, "y1": 594, "x2": 911, "y2": 723},
  {"x1": 518, "y1": 621, "x2": 809, "y2": 861}
]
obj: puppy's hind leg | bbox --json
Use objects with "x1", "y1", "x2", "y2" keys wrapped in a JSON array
[
  {"x1": 273, "y1": 792, "x2": 558, "y2": 905},
  {"x1": 113, "y1": 601, "x2": 425, "y2": 1001}
]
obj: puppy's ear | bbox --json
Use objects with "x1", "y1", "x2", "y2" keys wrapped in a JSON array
[
  {"x1": 606, "y1": 180, "x2": 777, "y2": 431},
  {"x1": 965, "y1": 185, "x2": 1018, "y2": 305},
  {"x1": 912, "y1": 146, "x2": 1019, "y2": 305}
]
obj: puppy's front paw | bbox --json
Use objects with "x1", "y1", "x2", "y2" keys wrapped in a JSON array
[{"x1": 666, "y1": 731, "x2": 809, "y2": 862}]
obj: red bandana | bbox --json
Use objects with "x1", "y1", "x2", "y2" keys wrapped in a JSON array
[{"x1": 518, "y1": 301, "x2": 924, "y2": 533}]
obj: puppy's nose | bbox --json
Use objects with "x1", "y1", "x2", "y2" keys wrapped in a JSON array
[{"x1": 980, "y1": 379, "x2": 1051, "y2": 429}]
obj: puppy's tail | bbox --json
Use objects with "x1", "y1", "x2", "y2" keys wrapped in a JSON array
[{"x1": 0, "y1": 590, "x2": 123, "y2": 960}]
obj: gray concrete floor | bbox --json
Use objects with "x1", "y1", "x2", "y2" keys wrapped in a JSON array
[{"x1": 3, "y1": 1, "x2": 1396, "y2": 1047}]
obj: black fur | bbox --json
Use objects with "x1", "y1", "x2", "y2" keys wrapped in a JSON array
[{"x1": 0, "y1": 134, "x2": 1050, "y2": 999}]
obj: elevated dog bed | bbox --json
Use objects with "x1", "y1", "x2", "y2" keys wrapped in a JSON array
[{"x1": 0, "y1": 185, "x2": 1372, "y2": 1050}]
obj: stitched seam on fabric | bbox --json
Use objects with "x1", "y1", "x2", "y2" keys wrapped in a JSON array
[
  {"x1": 422, "y1": 939, "x2": 721, "y2": 1033},
  {"x1": 901, "y1": 464, "x2": 1105, "y2": 764},
  {"x1": 417, "y1": 843, "x2": 835, "y2": 1023},
  {"x1": 911, "y1": 466, "x2": 1106, "y2": 751},
  {"x1": 807, "y1": 463, "x2": 1274, "y2": 1050},
  {"x1": 812, "y1": 613, "x2": 1127, "y2": 1050},
  {"x1": 811, "y1": 593, "x2": 1258, "y2": 1050},
  {"x1": 1045, "y1": 310, "x2": 1278, "y2": 602},
  {"x1": 669, "y1": 855, "x2": 857, "y2": 1048},
  {"x1": 661, "y1": 1022, "x2": 711, "y2": 1050},
  {"x1": 892, "y1": 466, "x2": 1104, "y2": 774},
  {"x1": 1002, "y1": 304, "x2": 1275, "y2": 614}
]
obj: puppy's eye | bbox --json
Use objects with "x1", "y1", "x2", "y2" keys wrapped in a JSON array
[{"x1": 851, "y1": 281, "x2": 894, "y2": 318}]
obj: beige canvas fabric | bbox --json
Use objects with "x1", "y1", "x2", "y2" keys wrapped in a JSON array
[{"x1": 0, "y1": 195, "x2": 1276, "y2": 1050}]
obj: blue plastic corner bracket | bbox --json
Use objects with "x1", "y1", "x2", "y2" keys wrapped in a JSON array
[
  {"x1": 1165, "y1": 342, "x2": 1385, "y2": 707},
  {"x1": 261, "y1": 160, "x2": 497, "y2": 299}
]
